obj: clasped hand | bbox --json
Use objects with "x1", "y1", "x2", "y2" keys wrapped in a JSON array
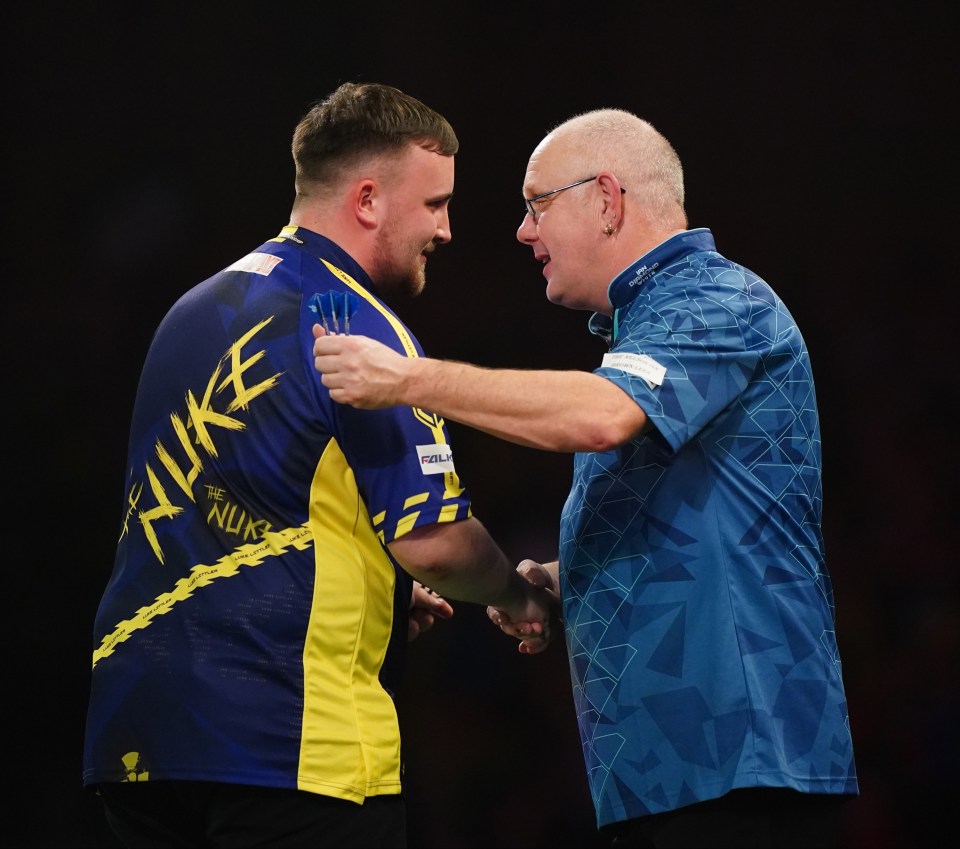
[{"x1": 488, "y1": 560, "x2": 561, "y2": 655}]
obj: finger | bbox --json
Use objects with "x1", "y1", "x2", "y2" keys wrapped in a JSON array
[
  {"x1": 487, "y1": 605, "x2": 512, "y2": 626},
  {"x1": 312, "y1": 323, "x2": 327, "y2": 340},
  {"x1": 518, "y1": 636, "x2": 548, "y2": 655},
  {"x1": 430, "y1": 597, "x2": 454, "y2": 619},
  {"x1": 313, "y1": 336, "x2": 344, "y2": 357}
]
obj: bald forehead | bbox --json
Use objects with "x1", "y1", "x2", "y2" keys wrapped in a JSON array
[{"x1": 523, "y1": 133, "x2": 583, "y2": 194}]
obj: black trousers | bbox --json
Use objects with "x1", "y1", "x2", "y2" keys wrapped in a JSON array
[
  {"x1": 96, "y1": 780, "x2": 406, "y2": 848},
  {"x1": 600, "y1": 788, "x2": 850, "y2": 849}
]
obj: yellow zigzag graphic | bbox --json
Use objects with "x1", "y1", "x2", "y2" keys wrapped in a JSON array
[{"x1": 92, "y1": 524, "x2": 313, "y2": 669}]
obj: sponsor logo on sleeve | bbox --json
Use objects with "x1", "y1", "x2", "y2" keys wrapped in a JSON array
[
  {"x1": 601, "y1": 352, "x2": 666, "y2": 389},
  {"x1": 417, "y1": 444, "x2": 455, "y2": 475},
  {"x1": 227, "y1": 253, "x2": 283, "y2": 276}
]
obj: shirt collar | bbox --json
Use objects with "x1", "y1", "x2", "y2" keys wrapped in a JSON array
[
  {"x1": 588, "y1": 228, "x2": 716, "y2": 344},
  {"x1": 275, "y1": 225, "x2": 374, "y2": 291}
]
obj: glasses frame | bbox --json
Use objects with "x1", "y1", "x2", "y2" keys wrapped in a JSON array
[{"x1": 523, "y1": 176, "x2": 626, "y2": 219}]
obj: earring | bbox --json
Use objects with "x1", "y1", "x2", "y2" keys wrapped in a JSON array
[{"x1": 604, "y1": 223, "x2": 617, "y2": 236}]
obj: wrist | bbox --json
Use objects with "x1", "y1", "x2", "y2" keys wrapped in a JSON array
[
  {"x1": 493, "y1": 570, "x2": 532, "y2": 618},
  {"x1": 400, "y1": 357, "x2": 434, "y2": 408}
]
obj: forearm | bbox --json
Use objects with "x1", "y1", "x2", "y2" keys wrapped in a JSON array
[
  {"x1": 388, "y1": 518, "x2": 536, "y2": 617},
  {"x1": 399, "y1": 358, "x2": 645, "y2": 452},
  {"x1": 313, "y1": 329, "x2": 648, "y2": 449}
]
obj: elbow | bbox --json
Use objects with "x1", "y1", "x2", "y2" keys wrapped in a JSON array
[
  {"x1": 580, "y1": 408, "x2": 648, "y2": 452},
  {"x1": 559, "y1": 424, "x2": 622, "y2": 453},
  {"x1": 387, "y1": 524, "x2": 458, "y2": 586},
  {"x1": 406, "y1": 561, "x2": 452, "y2": 586},
  {"x1": 582, "y1": 428, "x2": 626, "y2": 453}
]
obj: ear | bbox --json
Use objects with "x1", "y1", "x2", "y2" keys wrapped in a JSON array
[
  {"x1": 354, "y1": 179, "x2": 379, "y2": 230},
  {"x1": 595, "y1": 171, "x2": 625, "y2": 225}
]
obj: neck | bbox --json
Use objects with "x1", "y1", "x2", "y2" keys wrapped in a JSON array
[{"x1": 288, "y1": 206, "x2": 373, "y2": 270}]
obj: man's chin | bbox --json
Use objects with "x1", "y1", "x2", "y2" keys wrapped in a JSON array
[
  {"x1": 545, "y1": 282, "x2": 565, "y2": 306},
  {"x1": 374, "y1": 273, "x2": 425, "y2": 300},
  {"x1": 407, "y1": 267, "x2": 427, "y2": 297}
]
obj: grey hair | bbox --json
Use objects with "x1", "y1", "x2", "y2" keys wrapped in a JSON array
[{"x1": 548, "y1": 109, "x2": 685, "y2": 225}]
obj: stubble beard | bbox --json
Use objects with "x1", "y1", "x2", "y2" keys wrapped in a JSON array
[{"x1": 370, "y1": 228, "x2": 428, "y2": 299}]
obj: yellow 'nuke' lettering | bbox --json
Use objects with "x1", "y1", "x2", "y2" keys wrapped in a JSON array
[{"x1": 120, "y1": 318, "x2": 283, "y2": 564}]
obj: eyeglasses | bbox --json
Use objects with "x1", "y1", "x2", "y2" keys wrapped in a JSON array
[{"x1": 523, "y1": 176, "x2": 625, "y2": 219}]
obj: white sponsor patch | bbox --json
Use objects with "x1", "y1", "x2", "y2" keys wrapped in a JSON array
[
  {"x1": 602, "y1": 352, "x2": 666, "y2": 388},
  {"x1": 226, "y1": 252, "x2": 283, "y2": 276},
  {"x1": 417, "y1": 444, "x2": 455, "y2": 475}
]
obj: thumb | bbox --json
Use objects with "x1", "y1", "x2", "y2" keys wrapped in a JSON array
[
  {"x1": 517, "y1": 559, "x2": 550, "y2": 589},
  {"x1": 312, "y1": 323, "x2": 327, "y2": 340}
]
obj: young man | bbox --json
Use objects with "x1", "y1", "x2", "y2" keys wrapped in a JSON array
[
  {"x1": 312, "y1": 108, "x2": 860, "y2": 848},
  {"x1": 82, "y1": 82, "x2": 551, "y2": 849}
]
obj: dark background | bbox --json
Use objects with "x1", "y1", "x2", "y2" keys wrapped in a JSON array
[{"x1": 9, "y1": 5, "x2": 957, "y2": 848}]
